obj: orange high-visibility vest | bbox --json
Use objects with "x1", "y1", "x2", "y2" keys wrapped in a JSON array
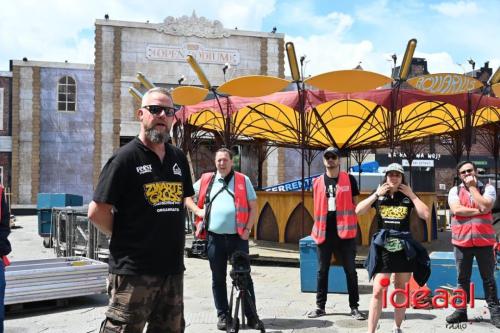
[
  {"x1": 311, "y1": 172, "x2": 358, "y2": 244},
  {"x1": 451, "y1": 186, "x2": 496, "y2": 247},
  {"x1": 194, "y1": 172, "x2": 250, "y2": 239}
]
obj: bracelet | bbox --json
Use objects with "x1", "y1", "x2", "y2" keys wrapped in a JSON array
[{"x1": 374, "y1": 193, "x2": 379, "y2": 198}]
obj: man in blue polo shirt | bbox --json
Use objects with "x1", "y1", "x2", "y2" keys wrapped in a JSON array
[{"x1": 188, "y1": 147, "x2": 258, "y2": 331}]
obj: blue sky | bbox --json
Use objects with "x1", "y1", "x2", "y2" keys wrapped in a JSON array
[{"x1": 0, "y1": 0, "x2": 498, "y2": 77}]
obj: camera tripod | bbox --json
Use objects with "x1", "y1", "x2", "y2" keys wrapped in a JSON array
[{"x1": 227, "y1": 273, "x2": 265, "y2": 333}]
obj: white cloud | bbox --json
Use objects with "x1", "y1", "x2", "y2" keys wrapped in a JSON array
[
  {"x1": 278, "y1": 2, "x2": 354, "y2": 36},
  {"x1": 217, "y1": 1, "x2": 276, "y2": 31},
  {"x1": 415, "y1": 51, "x2": 465, "y2": 73},
  {"x1": 285, "y1": 34, "x2": 375, "y2": 77},
  {"x1": 430, "y1": 1, "x2": 479, "y2": 17}
]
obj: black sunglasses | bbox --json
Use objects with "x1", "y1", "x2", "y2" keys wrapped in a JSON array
[
  {"x1": 459, "y1": 168, "x2": 474, "y2": 175},
  {"x1": 324, "y1": 154, "x2": 338, "y2": 160},
  {"x1": 143, "y1": 105, "x2": 176, "y2": 116}
]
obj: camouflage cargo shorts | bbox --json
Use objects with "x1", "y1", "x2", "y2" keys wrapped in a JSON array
[{"x1": 99, "y1": 273, "x2": 184, "y2": 333}]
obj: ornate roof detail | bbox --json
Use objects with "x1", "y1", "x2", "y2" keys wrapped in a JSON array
[{"x1": 156, "y1": 11, "x2": 229, "y2": 38}]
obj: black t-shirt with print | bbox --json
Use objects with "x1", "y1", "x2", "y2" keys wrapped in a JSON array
[
  {"x1": 324, "y1": 174, "x2": 359, "y2": 235},
  {"x1": 93, "y1": 138, "x2": 194, "y2": 275},
  {"x1": 372, "y1": 191, "x2": 414, "y2": 232}
]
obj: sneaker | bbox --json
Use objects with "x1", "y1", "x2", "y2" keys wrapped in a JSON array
[
  {"x1": 350, "y1": 308, "x2": 366, "y2": 320},
  {"x1": 446, "y1": 310, "x2": 468, "y2": 324},
  {"x1": 246, "y1": 317, "x2": 261, "y2": 329},
  {"x1": 307, "y1": 308, "x2": 326, "y2": 318},
  {"x1": 217, "y1": 313, "x2": 231, "y2": 331},
  {"x1": 490, "y1": 306, "x2": 500, "y2": 328},
  {"x1": 392, "y1": 328, "x2": 403, "y2": 333}
]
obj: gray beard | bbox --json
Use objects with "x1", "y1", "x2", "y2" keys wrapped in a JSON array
[{"x1": 145, "y1": 127, "x2": 169, "y2": 144}]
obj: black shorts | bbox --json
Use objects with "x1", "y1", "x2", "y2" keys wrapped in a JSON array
[{"x1": 376, "y1": 248, "x2": 415, "y2": 273}]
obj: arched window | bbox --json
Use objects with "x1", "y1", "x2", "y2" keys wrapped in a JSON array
[{"x1": 57, "y1": 76, "x2": 76, "y2": 111}]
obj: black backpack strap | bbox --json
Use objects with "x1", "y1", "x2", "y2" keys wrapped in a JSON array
[
  {"x1": 204, "y1": 173, "x2": 217, "y2": 204},
  {"x1": 204, "y1": 172, "x2": 235, "y2": 229}
]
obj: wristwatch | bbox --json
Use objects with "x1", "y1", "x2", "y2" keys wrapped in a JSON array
[{"x1": 245, "y1": 227, "x2": 252, "y2": 232}]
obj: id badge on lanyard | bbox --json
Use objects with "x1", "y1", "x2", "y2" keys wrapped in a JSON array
[{"x1": 328, "y1": 184, "x2": 336, "y2": 211}]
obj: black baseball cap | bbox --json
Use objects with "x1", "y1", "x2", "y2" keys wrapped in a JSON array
[{"x1": 323, "y1": 146, "x2": 340, "y2": 157}]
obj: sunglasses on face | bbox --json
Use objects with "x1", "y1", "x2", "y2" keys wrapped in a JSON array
[
  {"x1": 143, "y1": 105, "x2": 176, "y2": 116},
  {"x1": 324, "y1": 155, "x2": 338, "y2": 160},
  {"x1": 459, "y1": 168, "x2": 474, "y2": 175}
]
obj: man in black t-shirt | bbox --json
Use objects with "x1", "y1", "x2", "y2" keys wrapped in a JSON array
[
  {"x1": 308, "y1": 147, "x2": 366, "y2": 320},
  {"x1": 88, "y1": 87, "x2": 195, "y2": 333}
]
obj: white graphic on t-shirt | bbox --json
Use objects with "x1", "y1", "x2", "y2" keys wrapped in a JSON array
[
  {"x1": 173, "y1": 163, "x2": 182, "y2": 176},
  {"x1": 136, "y1": 164, "x2": 152, "y2": 175}
]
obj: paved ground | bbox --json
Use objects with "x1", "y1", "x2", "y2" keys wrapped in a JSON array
[{"x1": 4, "y1": 216, "x2": 500, "y2": 332}]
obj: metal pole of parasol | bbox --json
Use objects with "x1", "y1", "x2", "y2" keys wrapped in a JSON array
[
  {"x1": 286, "y1": 42, "x2": 306, "y2": 239},
  {"x1": 391, "y1": 39, "x2": 417, "y2": 162}
]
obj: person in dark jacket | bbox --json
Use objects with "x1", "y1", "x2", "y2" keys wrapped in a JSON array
[
  {"x1": 366, "y1": 229, "x2": 430, "y2": 285},
  {"x1": 356, "y1": 163, "x2": 430, "y2": 333},
  {"x1": 0, "y1": 185, "x2": 11, "y2": 333}
]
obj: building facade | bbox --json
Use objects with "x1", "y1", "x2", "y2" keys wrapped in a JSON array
[
  {"x1": 0, "y1": 71, "x2": 12, "y2": 189},
  {"x1": 9, "y1": 61, "x2": 95, "y2": 204},
  {"x1": 93, "y1": 14, "x2": 286, "y2": 187}
]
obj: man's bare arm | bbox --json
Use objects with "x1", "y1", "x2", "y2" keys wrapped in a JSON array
[
  {"x1": 88, "y1": 201, "x2": 114, "y2": 236},
  {"x1": 468, "y1": 186, "x2": 494, "y2": 212},
  {"x1": 184, "y1": 196, "x2": 205, "y2": 218},
  {"x1": 246, "y1": 200, "x2": 258, "y2": 230},
  {"x1": 449, "y1": 201, "x2": 481, "y2": 217}
]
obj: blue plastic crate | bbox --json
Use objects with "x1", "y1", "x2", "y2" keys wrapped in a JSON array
[
  {"x1": 37, "y1": 209, "x2": 52, "y2": 237},
  {"x1": 36, "y1": 193, "x2": 83, "y2": 238},
  {"x1": 300, "y1": 236, "x2": 348, "y2": 293},
  {"x1": 37, "y1": 193, "x2": 83, "y2": 209},
  {"x1": 427, "y1": 251, "x2": 500, "y2": 300}
]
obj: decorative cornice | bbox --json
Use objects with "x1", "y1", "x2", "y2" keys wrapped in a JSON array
[{"x1": 156, "y1": 11, "x2": 229, "y2": 38}]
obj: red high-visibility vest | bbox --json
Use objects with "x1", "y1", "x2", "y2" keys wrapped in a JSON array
[
  {"x1": 194, "y1": 172, "x2": 250, "y2": 239},
  {"x1": 451, "y1": 186, "x2": 496, "y2": 247},
  {"x1": 311, "y1": 172, "x2": 358, "y2": 244}
]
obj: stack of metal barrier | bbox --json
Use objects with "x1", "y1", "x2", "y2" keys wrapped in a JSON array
[
  {"x1": 88, "y1": 215, "x2": 111, "y2": 261},
  {"x1": 4, "y1": 257, "x2": 108, "y2": 305},
  {"x1": 52, "y1": 206, "x2": 110, "y2": 261}
]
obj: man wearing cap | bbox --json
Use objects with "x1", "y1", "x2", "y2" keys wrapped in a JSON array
[
  {"x1": 307, "y1": 147, "x2": 366, "y2": 320},
  {"x1": 446, "y1": 161, "x2": 500, "y2": 327}
]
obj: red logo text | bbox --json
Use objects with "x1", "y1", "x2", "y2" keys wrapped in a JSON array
[{"x1": 380, "y1": 278, "x2": 475, "y2": 309}]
